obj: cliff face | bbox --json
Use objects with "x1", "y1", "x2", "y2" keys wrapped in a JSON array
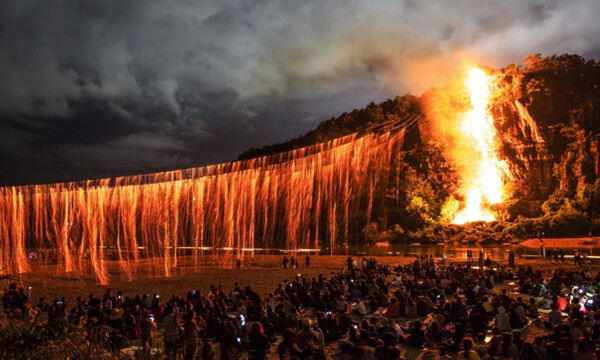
[
  {"x1": 240, "y1": 54, "x2": 600, "y2": 223},
  {"x1": 494, "y1": 56, "x2": 600, "y2": 204},
  {"x1": 492, "y1": 76, "x2": 555, "y2": 200},
  {"x1": 421, "y1": 55, "x2": 600, "y2": 207}
]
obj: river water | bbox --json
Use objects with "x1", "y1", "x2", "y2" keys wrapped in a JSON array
[{"x1": 354, "y1": 242, "x2": 600, "y2": 261}]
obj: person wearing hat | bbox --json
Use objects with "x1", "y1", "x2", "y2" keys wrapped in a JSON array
[{"x1": 108, "y1": 306, "x2": 124, "y2": 331}]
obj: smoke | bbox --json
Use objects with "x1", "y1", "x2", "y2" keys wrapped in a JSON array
[{"x1": 1, "y1": 0, "x2": 599, "y2": 184}]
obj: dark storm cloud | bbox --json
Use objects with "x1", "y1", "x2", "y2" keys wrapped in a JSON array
[{"x1": 1, "y1": 0, "x2": 599, "y2": 185}]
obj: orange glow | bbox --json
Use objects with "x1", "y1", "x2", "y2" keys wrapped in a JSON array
[
  {"x1": 0, "y1": 126, "x2": 407, "y2": 283},
  {"x1": 447, "y1": 68, "x2": 510, "y2": 224}
]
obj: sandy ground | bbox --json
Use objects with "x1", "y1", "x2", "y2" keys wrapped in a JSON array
[
  {"x1": 6, "y1": 254, "x2": 590, "y2": 306},
  {"x1": 11, "y1": 255, "x2": 417, "y2": 301}
]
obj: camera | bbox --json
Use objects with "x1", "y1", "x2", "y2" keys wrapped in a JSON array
[{"x1": 236, "y1": 337, "x2": 241, "y2": 344}]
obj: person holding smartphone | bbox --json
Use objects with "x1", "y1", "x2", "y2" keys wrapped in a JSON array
[{"x1": 140, "y1": 311, "x2": 156, "y2": 353}]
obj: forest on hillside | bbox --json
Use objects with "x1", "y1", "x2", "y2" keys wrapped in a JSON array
[{"x1": 239, "y1": 54, "x2": 600, "y2": 245}]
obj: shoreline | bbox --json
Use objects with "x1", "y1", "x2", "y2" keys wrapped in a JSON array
[
  {"x1": 10, "y1": 254, "x2": 595, "y2": 301},
  {"x1": 520, "y1": 236, "x2": 600, "y2": 249}
]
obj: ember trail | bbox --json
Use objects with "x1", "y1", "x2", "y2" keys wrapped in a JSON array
[
  {"x1": 0, "y1": 119, "x2": 414, "y2": 284},
  {"x1": 2, "y1": 55, "x2": 600, "y2": 284}
]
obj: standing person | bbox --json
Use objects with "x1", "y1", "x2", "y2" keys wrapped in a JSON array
[
  {"x1": 346, "y1": 256, "x2": 353, "y2": 271},
  {"x1": 163, "y1": 306, "x2": 183, "y2": 359},
  {"x1": 305, "y1": 254, "x2": 310, "y2": 267},
  {"x1": 140, "y1": 312, "x2": 156, "y2": 353},
  {"x1": 466, "y1": 249, "x2": 472, "y2": 264},
  {"x1": 290, "y1": 256, "x2": 296, "y2": 269},
  {"x1": 182, "y1": 315, "x2": 200, "y2": 360},
  {"x1": 478, "y1": 249, "x2": 484, "y2": 268},
  {"x1": 283, "y1": 256, "x2": 289, "y2": 269},
  {"x1": 508, "y1": 250, "x2": 515, "y2": 268}
]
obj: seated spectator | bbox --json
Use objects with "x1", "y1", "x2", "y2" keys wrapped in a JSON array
[
  {"x1": 497, "y1": 333, "x2": 519, "y2": 359},
  {"x1": 547, "y1": 304, "x2": 563, "y2": 328},
  {"x1": 385, "y1": 298, "x2": 400, "y2": 319},
  {"x1": 457, "y1": 337, "x2": 480, "y2": 360},
  {"x1": 495, "y1": 306, "x2": 511, "y2": 332},
  {"x1": 374, "y1": 332, "x2": 401, "y2": 359},
  {"x1": 528, "y1": 297, "x2": 539, "y2": 318},
  {"x1": 278, "y1": 328, "x2": 302, "y2": 359},
  {"x1": 410, "y1": 320, "x2": 425, "y2": 347}
]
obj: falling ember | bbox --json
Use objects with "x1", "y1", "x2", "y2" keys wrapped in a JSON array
[
  {"x1": 0, "y1": 119, "x2": 412, "y2": 283},
  {"x1": 450, "y1": 68, "x2": 510, "y2": 224}
]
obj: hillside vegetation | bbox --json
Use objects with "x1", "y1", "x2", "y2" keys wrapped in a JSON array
[{"x1": 239, "y1": 54, "x2": 600, "y2": 245}]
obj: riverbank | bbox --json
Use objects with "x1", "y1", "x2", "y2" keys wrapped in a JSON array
[
  {"x1": 7, "y1": 254, "x2": 593, "y2": 301},
  {"x1": 520, "y1": 236, "x2": 600, "y2": 249}
]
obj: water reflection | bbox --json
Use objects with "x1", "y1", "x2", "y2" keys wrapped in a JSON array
[{"x1": 356, "y1": 243, "x2": 600, "y2": 260}]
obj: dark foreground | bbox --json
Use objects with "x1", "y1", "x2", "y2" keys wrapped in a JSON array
[{"x1": 2, "y1": 254, "x2": 598, "y2": 359}]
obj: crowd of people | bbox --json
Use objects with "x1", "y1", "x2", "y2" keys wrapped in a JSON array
[{"x1": 3, "y1": 252, "x2": 600, "y2": 359}]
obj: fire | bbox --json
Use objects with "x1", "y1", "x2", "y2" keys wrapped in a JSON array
[
  {"x1": 450, "y1": 68, "x2": 510, "y2": 224},
  {"x1": 0, "y1": 125, "x2": 409, "y2": 283}
]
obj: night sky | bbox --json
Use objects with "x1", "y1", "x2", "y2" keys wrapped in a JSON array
[{"x1": 2, "y1": 0, "x2": 600, "y2": 186}]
